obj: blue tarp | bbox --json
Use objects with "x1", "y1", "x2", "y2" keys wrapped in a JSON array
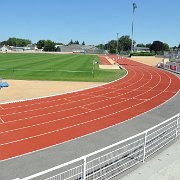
[{"x1": 0, "y1": 82, "x2": 9, "y2": 87}]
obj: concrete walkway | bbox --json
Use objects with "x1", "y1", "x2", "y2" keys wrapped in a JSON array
[{"x1": 120, "y1": 138, "x2": 180, "y2": 180}]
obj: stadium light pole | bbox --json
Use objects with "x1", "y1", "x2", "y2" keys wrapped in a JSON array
[
  {"x1": 131, "y1": 3, "x2": 137, "y2": 52},
  {"x1": 116, "y1": 33, "x2": 119, "y2": 54}
]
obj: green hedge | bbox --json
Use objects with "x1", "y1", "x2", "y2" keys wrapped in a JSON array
[{"x1": 130, "y1": 52, "x2": 155, "y2": 56}]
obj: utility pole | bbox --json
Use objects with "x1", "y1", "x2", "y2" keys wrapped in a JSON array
[{"x1": 131, "y1": 3, "x2": 137, "y2": 52}]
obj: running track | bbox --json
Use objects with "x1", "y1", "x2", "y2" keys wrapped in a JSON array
[{"x1": 0, "y1": 56, "x2": 180, "y2": 160}]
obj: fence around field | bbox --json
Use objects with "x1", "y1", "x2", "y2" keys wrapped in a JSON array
[
  {"x1": 159, "y1": 52, "x2": 180, "y2": 74},
  {"x1": 14, "y1": 113, "x2": 180, "y2": 180},
  {"x1": 159, "y1": 61, "x2": 180, "y2": 74}
]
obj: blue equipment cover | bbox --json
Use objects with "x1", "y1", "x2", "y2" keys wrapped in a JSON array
[{"x1": 0, "y1": 82, "x2": 9, "y2": 87}]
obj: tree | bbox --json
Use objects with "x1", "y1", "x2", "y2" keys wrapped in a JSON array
[
  {"x1": 43, "y1": 40, "x2": 55, "y2": 51},
  {"x1": 163, "y1": 43, "x2": 169, "y2": 51},
  {"x1": 150, "y1": 41, "x2": 164, "y2": 52},
  {"x1": 82, "y1": 41, "x2": 85, "y2": 45},
  {"x1": 118, "y1": 35, "x2": 133, "y2": 51},
  {"x1": 172, "y1": 46, "x2": 177, "y2": 50},
  {"x1": 0, "y1": 41, "x2": 8, "y2": 45},
  {"x1": 68, "y1": 40, "x2": 74, "y2": 45},
  {"x1": 6, "y1": 37, "x2": 31, "y2": 47},
  {"x1": 76, "y1": 40, "x2": 79, "y2": 45},
  {"x1": 145, "y1": 43, "x2": 152, "y2": 48},
  {"x1": 136, "y1": 43, "x2": 146, "y2": 47},
  {"x1": 7, "y1": 38, "x2": 17, "y2": 46},
  {"x1": 96, "y1": 44, "x2": 105, "y2": 49},
  {"x1": 109, "y1": 48, "x2": 116, "y2": 54},
  {"x1": 107, "y1": 40, "x2": 117, "y2": 53},
  {"x1": 37, "y1": 40, "x2": 46, "y2": 49}
]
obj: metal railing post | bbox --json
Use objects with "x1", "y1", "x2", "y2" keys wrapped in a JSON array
[
  {"x1": 176, "y1": 114, "x2": 180, "y2": 137},
  {"x1": 142, "y1": 132, "x2": 147, "y2": 162},
  {"x1": 83, "y1": 156, "x2": 87, "y2": 180}
]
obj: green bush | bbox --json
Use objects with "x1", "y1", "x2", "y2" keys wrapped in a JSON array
[{"x1": 130, "y1": 52, "x2": 155, "y2": 56}]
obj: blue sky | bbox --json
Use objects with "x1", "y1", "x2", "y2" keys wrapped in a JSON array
[{"x1": 1, "y1": 0, "x2": 180, "y2": 46}]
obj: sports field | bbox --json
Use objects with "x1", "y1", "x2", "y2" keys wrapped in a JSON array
[
  {"x1": 1, "y1": 55, "x2": 180, "y2": 161},
  {"x1": 0, "y1": 53, "x2": 126, "y2": 82}
]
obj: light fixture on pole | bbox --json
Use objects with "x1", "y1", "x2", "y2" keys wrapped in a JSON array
[
  {"x1": 131, "y1": 2, "x2": 137, "y2": 52},
  {"x1": 117, "y1": 33, "x2": 119, "y2": 54}
]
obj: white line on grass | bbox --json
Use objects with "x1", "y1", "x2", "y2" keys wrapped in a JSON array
[{"x1": 0, "y1": 68, "x2": 91, "y2": 73}]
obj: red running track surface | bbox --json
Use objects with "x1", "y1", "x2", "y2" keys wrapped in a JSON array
[
  {"x1": 0, "y1": 56, "x2": 180, "y2": 160},
  {"x1": 99, "y1": 55, "x2": 112, "y2": 65}
]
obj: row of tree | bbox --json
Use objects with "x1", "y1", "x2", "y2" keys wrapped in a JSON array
[
  {"x1": 97, "y1": 35, "x2": 136, "y2": 54},
  {"x1": 136, "y1": 42, "x2": 180, "y2": 52},
  {"x1": 68, "y1": 40, "x2": 85, "y2": 45},
  {"x1": 0, "y1": 37, "x2": 32, "y2": 47},
  {"x1": 36, "y1": 39, "x2": 86, "y2": 51},
  {"x1": 0, "y1": 38, "x2": 86, "y2": 52},
  {"x1": 97, "y1": 35, "x2": 180, "y2": 54},
  {"x1": 1, "y1": 36, "x2": 179, "y2": 53}
]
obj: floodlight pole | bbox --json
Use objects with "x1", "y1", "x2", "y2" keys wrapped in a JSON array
[
  {"x1": 117, "y1": 33, "x2": 119, "y2": 54},
  {"x1": 131, "y1": 3, "x2": 137, "y2": 52}
]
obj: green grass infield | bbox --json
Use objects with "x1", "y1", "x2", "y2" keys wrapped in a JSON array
[{"x1": 0, "y1": 53, "x2": 126, "y2": 82}]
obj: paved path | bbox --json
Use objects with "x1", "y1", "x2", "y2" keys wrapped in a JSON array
[{"x1": 119, "y1": 137, "x2": 180, "y2": 180}]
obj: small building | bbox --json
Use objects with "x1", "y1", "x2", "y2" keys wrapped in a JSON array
[
  {"x1": 134, "y1": 47, "x2": 150, "y2": 52},
  {"x1": 11, "y1": 47, "x2": 24, "y2": 51},
  {"x1": 24, "y1": 44, "x2": 38, "y2": 51},
  {"x1": 11, "y1": 44, "x2": 38, "y2": 52}
]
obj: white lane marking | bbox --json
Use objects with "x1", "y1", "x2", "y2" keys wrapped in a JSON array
[
  {"x1": 0, "y1": 77, "x2": 172, "y2": 146},
  {"x1": 0, "y1": 66, "x2": 145, "y2": 123},
  {"x1": 0, "y1": 60, "x2": 175, "y2": 146},
  {"x1": 0, "y1": 66, "x2": 138, "y2": 117},
  {"x1": 0, "y1": 117, "x2": 4, "y2": 123},
  {"x1": 2, "y1": 64, "x2": 160, "y2": 133},
  {"x1": 0, "y1": 65, "x2": 165, "y2": 136},
  {"x1": 1, "y1": 62, "x2": 133, "y2": 110},
  {"x1": 1, "y1": 65, "x2": 141, "y2": 116}
]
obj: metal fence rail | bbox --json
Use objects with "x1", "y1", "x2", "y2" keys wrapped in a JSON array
[
  {"x1": 159, "y1": 53, "x2": 180, "y2": 73},
  {"x1": 14, "y1": 113, "x2": 180, "y2": 180}
]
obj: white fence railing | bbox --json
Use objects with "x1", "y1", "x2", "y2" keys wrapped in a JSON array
[{"x1": 14, "y1": 113, "x2": 180, "y2": 180}]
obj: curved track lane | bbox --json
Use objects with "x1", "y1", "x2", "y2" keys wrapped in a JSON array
[{"x1": 0, "y1": 56, "x2": 180, "y2": 160}]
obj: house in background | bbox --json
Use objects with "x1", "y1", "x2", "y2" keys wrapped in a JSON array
[
  {"x1": 0, "y1": 45, "x2": 12, "y2": 52},
  {"x1": 26, "y1": 44, "x2": 38, "y2": 51},
  {"x1": 11, "y1": 44, "x2": 38, "y2": 52}
]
